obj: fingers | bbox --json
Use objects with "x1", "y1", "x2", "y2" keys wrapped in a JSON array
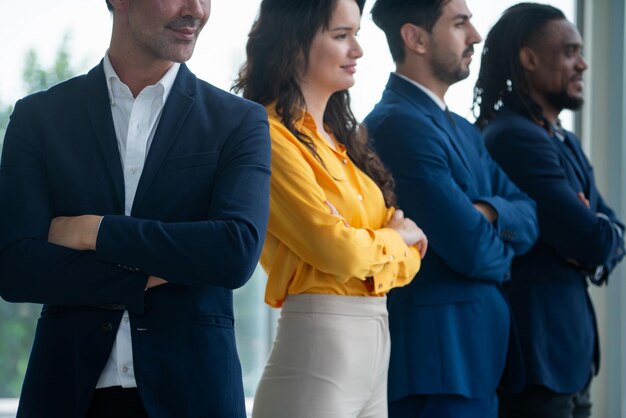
[
  {"x1": 325, "y1": 200, "x2": 349, "y2": 227},
  {"x1": 417, "y1": 236, "x2": 428, "y2": 259},
  {"x1": 577, "y1": 192, "x2": 590, "y2": 208},
  {"x1": 146, "y1": 276, "x2": 168, "y2": 289},
  {"x1": 325, "y1": 200, "x2": 340, "y2": 216}
]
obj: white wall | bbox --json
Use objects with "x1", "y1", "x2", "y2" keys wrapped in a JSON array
[{"x1": 581, "y1": 0, "x2": 626, "y2": 416}]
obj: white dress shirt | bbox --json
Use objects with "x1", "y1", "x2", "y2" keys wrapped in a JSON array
[
  {"x1": 96, "y1": 54, "x2": 180, "y2": 388},
  {"x1": 394, "y1": 72, "x2": 447, "y2": 111}
]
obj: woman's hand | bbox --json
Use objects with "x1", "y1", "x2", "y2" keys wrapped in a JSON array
[
  {"x1": 386, "y1": 210, "x2": 428, "y2": 258},
  {"x1": 325, "y1": 201, "x2": 350, "y2": 227}
]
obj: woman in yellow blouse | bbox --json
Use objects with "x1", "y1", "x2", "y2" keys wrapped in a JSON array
[{"x1": 234, "y1": 0, "x2": 427, "y2": 416}]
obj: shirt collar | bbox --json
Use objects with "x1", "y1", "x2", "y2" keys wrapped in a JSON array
[
  {"x1": 267, "y1": 101, "x2": 316, "y2": 132},
  {"x1": 393, "y1": 72, "x2": 447, "y2": 111},
  {"x1": 103, "y1": 51, "x2": 180, "y2": 106}
]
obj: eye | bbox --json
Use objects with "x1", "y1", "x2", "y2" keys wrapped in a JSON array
[
  {"x1": 334, "y1": 33, "x2": 348, "y2": 40},
  {"x1": 564, "y1": 45, "x2": 580, "y2": 58}
]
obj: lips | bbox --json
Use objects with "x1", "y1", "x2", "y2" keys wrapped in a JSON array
[
  {"x1": 168, "y1": 26, "x2": 197, "y2": 41},
  {"x1": 168, "y1": 17, "x2": 201, "y2": 41},
  {"x1": 341, "y1": 64, "x2": 357, "y2": 74}
]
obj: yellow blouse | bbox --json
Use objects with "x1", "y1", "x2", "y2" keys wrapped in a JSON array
[{"x1": 261, "y1": 105, "x2": 421, "y2": 308}]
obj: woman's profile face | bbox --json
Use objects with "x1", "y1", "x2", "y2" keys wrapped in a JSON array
[{"x1": 300, "y1": 0, "x2": 363, "y2": 95}]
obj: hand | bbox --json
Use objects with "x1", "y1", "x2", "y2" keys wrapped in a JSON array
[
  {"x1": 146, "y1": 276, "x2": 168, "y2": 289},
  {"x1": 577, "y1": 192, "x2": 590, "y2": 209},
  {"x1": 473, "y1": 202, "x2": 498, "y2": 223},
  {"x1": 325, "y1": 200, "x2": 350, "y2": 227},
  {"x1": 386, "y1": 209, "x2": 428, "y2": 257},
  {"x1": 48, "y1": 215, "x2": 103, "y2": 251}
]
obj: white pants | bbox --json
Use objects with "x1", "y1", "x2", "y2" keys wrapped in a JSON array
[{"x1": 252, "y1": 294, "x2": 390, "y2": 418}]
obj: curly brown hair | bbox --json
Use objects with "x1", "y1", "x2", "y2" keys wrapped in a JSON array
[{"x1": 233, "y1": 0, "x2": 396, "y2": 207}]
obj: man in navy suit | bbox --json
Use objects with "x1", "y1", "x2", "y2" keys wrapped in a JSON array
[
  {"x1": 0, "y1": 1, "x2": 270, "y2": 417},
  {"x1": 475, "y1": 4, "x2": 625, "y2": 418},
  {"x1": 364, "y1": 0, "x2": 539, "y2": 417}
]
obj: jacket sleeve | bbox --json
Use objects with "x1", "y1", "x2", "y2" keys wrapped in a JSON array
[
  {"x1": 264, "y1": 124, "x2": 420, "y2": 293},
  {"x1": 95, "y1": 104, "x2": 272, "y2": 290},
  {"x1": 487, "y1": 125, "x2": 624, "y2": 271},
  {"x1": 0, "y1": 98, "x2": 147, "y2": 313},
  {"x1": 475, "y1": 139, "x2": 539, "y2": 255},
  {"x1": 371, "y1": 114, "x2": 531, "y2": 282}
]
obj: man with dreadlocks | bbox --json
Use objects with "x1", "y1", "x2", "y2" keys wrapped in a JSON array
[
  {"x1": 364, "y1": 0, "x2": 539, "y2": 417},
  {"x1": 475, "y1": 3, "x2": 625, "y2": 418}
]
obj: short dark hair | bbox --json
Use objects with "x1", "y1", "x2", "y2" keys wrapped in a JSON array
[
  {"x1": 371, "y1": 0, "x2": 447, "y2": 63},
  {"x1": 474, "y1": 3, "x2": 566, "y2": 130},
  {"x1": 105, "y1": 0, "x2": 113, "y2": 11}
]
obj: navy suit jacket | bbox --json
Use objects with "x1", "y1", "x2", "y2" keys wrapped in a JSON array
[
  {"x1": 0, "y1": 63, "x2": 271, "y2": 418},
  {"x1": 483, "y1": 108, "x2": 625, "y2": 393},
  {"x1": 364, "y1": 74, "x2": 538, "y2": 401}
]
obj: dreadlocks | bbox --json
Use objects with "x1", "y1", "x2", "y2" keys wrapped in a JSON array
[{"x1": 473, "y1": 3, "x2": 566, "y2": 131}]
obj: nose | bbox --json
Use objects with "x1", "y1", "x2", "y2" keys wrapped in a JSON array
[
  {"x1": 181, "y1": 0, "x2": 209, "y2": 20},
  {"x1": 468, "y1": 22, "x2": 482, "y2": 45},
  {"x1": 351, "y1": 36, "x2": 363, "y2": 60},
  {"x1": 576, "y1": 53, "x2": 588, "y2": 72}
]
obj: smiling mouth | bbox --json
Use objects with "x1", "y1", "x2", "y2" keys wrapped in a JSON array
[
  {"x1": 168, "y1": 26, "x2": 197, "y2": 41},
  {"x1": 341, "y1": 65, "x2": 357, "y2": 74}
]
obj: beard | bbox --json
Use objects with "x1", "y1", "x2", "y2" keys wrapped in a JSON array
[
  {"x1": 545, "y1": 89, "x2": 584, "y2": 111},
  {"x1": 431, "y1": 45, "x2": 473, "y2": 86}
]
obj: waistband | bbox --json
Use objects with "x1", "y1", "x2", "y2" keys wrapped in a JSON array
[{"x1": 281, "y1": 293, "x2": 388, "y2": 317}]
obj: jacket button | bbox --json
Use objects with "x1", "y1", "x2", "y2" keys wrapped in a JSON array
[{"x1": 101, "y1": 322, "x2": 114, "y2": 332}]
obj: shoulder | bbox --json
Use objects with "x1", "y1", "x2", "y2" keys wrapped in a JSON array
[
  {"x1": 483, "y1": 110, "x2": 546, "y2": 142},
  {"x1": 192, "y1": 78, "x2": 267, "y2": 121},
  {"x1": 366, "y1": 90, "x2": 427, "y2": 129},
  {"x1": 265, "y1": 115, "x2": 307, "y2": 157},
  {"x1": 16, "y1": 73, "x2": 88, "y2": 113},
  {"x1": 483, "y1": 111, "x2": 562, "y2": 168},
  {"x1": 366, "y1": 100, "x2": 434, "y2": 141}
]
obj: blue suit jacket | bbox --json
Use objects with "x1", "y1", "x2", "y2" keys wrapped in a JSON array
[
  {"x1": 483, "y1": 108, "x2": 625, "y2": 393},
  {"x1": 0, "y1": 63, "x2": 271, "y2": 418},
  {"x1": 364, "y1": 74, "x2": 538, "y2": 401}
]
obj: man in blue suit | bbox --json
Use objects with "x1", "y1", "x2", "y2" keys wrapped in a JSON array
[
  {"x1": 364, "y1": 0, "x2": 538, "y2": 416},
  {"x1": 475, "y1": 4, "x2": 625, "y2": 418},
  {"x1": 0, "y1": 1, "x2": 270, "y2": 417}
]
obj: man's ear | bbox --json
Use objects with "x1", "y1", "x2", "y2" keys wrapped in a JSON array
[
  {"x1": 400, "y1": 23, "x2": 429, "y2": 55},
  {"x1": 519, "y1": 46, "x2": 538, "y2": 72}
]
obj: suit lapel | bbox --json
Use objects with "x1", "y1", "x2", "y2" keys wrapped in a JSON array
[
  {"x1": 554, "y1": 133, "x2": 590, "y2": 195},
  {"x1": 430, "y1": 109, "x2": 474, "y2": 175},
  {"x1": 131, "y1": 65, "x2": 196, "y2": 214},
  {"x1": 387, "y1": 75, "x2": 474, "y2": 174},
  {"x1": 85, "y1": 63, "x2": 125, "y2": 211}
]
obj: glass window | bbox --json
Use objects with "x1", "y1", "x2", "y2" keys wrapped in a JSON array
[{"x1": 0, "y1": 1, "x2": 577, "y2": 415}]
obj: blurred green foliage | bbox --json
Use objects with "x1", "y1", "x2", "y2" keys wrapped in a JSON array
[
  {"x1": 1, "y1": 33, "x2": 74, "y2": 156},
  {"x1": 0, "y1": 33, "x2": 78, "y2": 398},
  {"x1": 0, "y1": 35, "x2": 274, "y2": 399}
]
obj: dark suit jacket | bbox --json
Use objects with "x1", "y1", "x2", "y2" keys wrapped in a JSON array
[
  {"x1": 0, "y1": 62, "x2": 271, "y2": 418},
  {"x1": 483, "y1": 108, "x2": 625, "y2": 393},
  {"x1": 364, "y1": 74, "x2": 538, "y2": 401}
]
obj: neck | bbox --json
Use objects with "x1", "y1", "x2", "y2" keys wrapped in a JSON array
[
  {"x1": 299, "y1": 82, "x2": 331, "y2": 133},
  {"x1": 528, "y1": 89, "x2": 560, "y2": 124},
  {"x1": 108, "y1": 35, "x2": 173, "y2": 97},
  {"x1": 396, "y1": 61, "x2": 449, "y2": 102}
]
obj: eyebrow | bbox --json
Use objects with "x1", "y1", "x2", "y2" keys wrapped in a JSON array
[
  {"x1": 452, "y1": 13, "x2": 471, "y2": 22},
  {"x1": 329, "y1": 26, "x2": 357, "y2": 32},
  {"x1": 563, "y1": 41, "x2": 584, "y2": 50}
]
